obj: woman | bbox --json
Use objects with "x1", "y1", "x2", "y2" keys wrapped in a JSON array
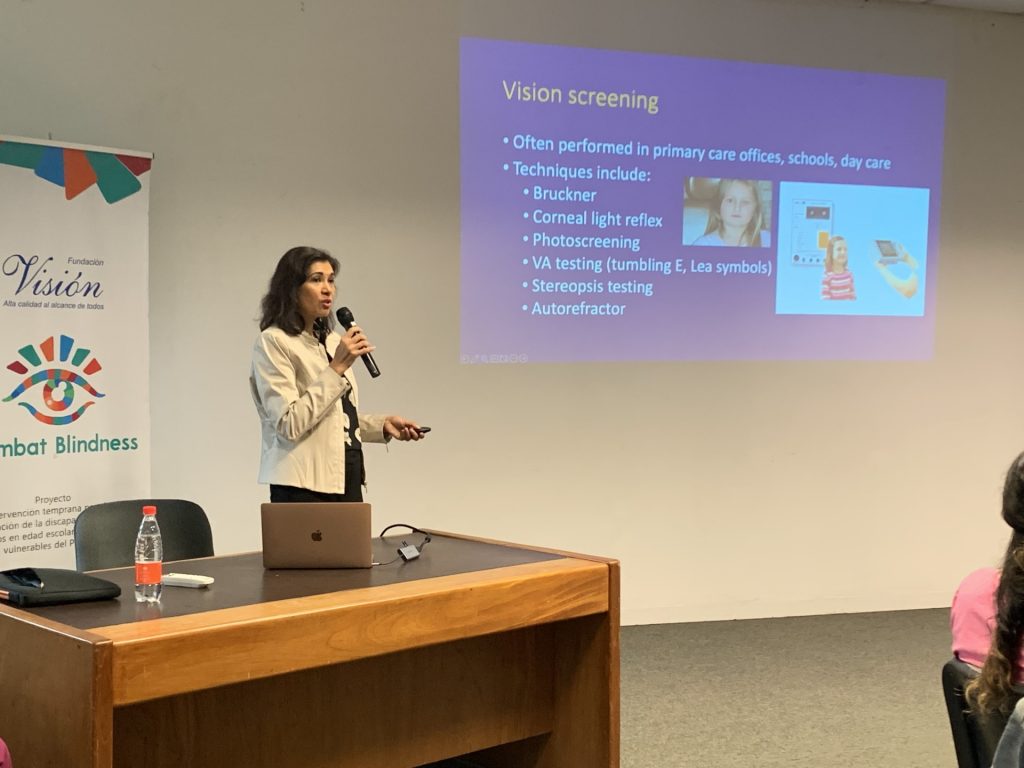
[
  {"x1": 693, "y1": 179, "x2": 770, "y2": 247},
  {"x1": 820, "y1": 235, "x2": 856, "y2": 301},
  {"x1": 952, "y1": 452, "x2": 1024, "y2": 713},
  {"x1": 250, "y1": 246, "x2": 424, "y2": 503}
]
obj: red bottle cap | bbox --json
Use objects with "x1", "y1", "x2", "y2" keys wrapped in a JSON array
[{"x1": 143, "y1": 505, "x2": 157, "y2": 516}]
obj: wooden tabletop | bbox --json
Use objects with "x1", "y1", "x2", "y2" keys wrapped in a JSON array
[{"x1": 23, "y1": 533, "x2": 562, "y2": 629}]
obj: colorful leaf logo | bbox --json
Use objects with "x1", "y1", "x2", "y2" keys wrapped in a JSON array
[{"x1": 0, "y1": 140, "x2": 150, "y2": 204}]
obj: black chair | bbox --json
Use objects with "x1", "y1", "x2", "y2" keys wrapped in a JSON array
[
  {"x1": 942, "y1": 657, "x2": 1022, "y2": 768},
  {"x1": 74, "y1": 498, "x2": 214, "y2": 571}
]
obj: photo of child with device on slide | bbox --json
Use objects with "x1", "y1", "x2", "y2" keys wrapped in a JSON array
[
  {"x1": 820, "y1": 236, "x2": 920, "y2": 301},
  {"x1": 775, "y1": 181, "x2": 928, "y2": 318}
]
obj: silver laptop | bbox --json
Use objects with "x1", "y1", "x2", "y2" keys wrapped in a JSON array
[{"x1": 260, "y1": 502, "x2": 373, "y2": 569}]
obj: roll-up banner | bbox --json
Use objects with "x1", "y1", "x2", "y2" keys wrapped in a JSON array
[{"x1": 0, "y1": 135, "x2": 152, "y2": 568}]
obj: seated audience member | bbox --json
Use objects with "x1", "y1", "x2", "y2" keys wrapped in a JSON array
[{"x1": 951, "y1": 452, "x2": 1024, "y2": 713}]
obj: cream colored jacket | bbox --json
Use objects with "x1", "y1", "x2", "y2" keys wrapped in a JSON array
[{"x1": 250, "y1": 326, "x2": 387, "y2": 494}]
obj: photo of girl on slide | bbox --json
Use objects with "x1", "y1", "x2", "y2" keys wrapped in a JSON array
[
  {"x1": 821, "y1": 235, "x2": 856, "y2": 300},
  {"x1": 683, "y1": 178, "x2": 772, "y2": 247}
]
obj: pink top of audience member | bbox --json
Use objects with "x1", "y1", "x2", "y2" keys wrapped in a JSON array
[{"x1": 952, "y1": 566, "x2": 1024, "y2": 683}]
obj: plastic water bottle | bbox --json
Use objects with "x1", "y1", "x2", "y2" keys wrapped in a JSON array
[{"x1": 134, "y1": 505, "x2": 163, "y2": 603}]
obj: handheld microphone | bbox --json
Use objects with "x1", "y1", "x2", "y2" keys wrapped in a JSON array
[{"x1": 336, "y1": 306, "x2": 381, "y2": 378}]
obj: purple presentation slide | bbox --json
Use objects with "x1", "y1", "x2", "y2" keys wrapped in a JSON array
[{"x1": 460, "y1": 38, "x2": 945, "y2": 362}]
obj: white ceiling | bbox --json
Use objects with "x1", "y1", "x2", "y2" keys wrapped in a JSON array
[{"x1": 892, "y1": 0, "x2": 1024, "y2": 13}]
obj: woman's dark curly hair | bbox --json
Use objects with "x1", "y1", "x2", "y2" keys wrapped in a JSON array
[
  {"x1": 965, "y1": 452, "x2": 1024, "y2": 713},
  {"x1": 258, "y1": 246, "x2": 339, "y2": 336}
]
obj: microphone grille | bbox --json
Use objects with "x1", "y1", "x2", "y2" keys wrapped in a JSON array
[{"x1": 336, "y1": 306, "x2": 355, "y2": 328}]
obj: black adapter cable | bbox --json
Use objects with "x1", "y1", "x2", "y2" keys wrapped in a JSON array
[{"x1": 373, "y1": 523, "x2": 433, "y2": 566}]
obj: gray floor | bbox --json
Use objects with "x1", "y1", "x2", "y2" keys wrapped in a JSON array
[{"x1": 621, "y1": 608, "x2": 955, "y2": 767}]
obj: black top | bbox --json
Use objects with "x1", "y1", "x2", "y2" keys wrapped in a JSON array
[{"x1": 319, "y1": 334, "x2": 361, "y2": 450}]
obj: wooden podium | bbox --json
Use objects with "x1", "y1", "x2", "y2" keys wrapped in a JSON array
[{"x1": 0, "y1": 532, "x2": 619, "y2": 767}]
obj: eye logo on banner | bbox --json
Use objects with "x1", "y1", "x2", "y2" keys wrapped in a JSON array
[{"x1": 3, "y1": 334, "x2": 105, "y2": 425}]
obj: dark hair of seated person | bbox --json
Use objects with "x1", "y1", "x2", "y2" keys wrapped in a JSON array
[{"x1": 967, "y1": 452, "x2": 1024, "y2": 713}]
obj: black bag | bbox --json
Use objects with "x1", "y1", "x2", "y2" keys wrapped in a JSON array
[{"x1": 0, "y1": 567, "x2": 121, "y2": 606}]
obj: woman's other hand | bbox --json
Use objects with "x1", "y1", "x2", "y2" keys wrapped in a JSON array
[{"x1": 384, "y1": 415, "x2": 427, "y2": 441}]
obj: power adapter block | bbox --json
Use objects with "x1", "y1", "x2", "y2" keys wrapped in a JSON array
[{"x1": 398, "y1": 544, "x2": 420, "y2": 562}]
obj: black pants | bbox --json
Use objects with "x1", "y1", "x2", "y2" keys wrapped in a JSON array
[{"x1": 270, "y1": 448, "x2": 364, "y2": 503}]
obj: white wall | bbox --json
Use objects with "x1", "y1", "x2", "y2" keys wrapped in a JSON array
[{"x1": 2, "y1": 0, "x2": 1022, "y2": 623}]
